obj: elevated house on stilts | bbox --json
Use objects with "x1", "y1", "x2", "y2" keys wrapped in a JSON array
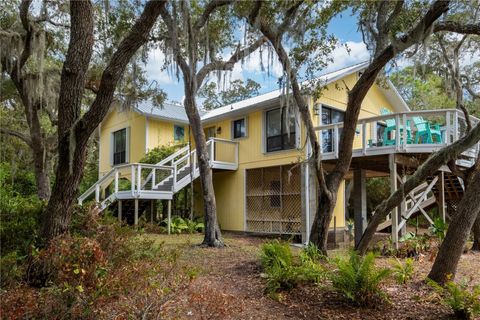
[{"x1": 79, "y1": 62, "x2": 479, "y2": 246}]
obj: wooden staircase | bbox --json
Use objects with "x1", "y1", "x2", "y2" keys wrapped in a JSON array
[{"x1": 78, "y1": 138, "x2": 238, "y2": 223}]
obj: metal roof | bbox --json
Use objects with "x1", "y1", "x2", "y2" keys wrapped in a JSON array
[{"x1": 133, "y1": 100, "x2": 207, "y2": 124}]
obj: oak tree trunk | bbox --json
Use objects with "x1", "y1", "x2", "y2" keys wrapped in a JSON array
[
  {"x1": 309, "y1": 189, "x2": 337, "y2": 254},
  {"x1": 428, "y1": 171, "x2": 480, "y2": 284},
  {"x1": 184, "y1": 86, "x2": 223, "y2": 247},
  {"x1": 472, "y1": 214, "x2": 480, "y2": 251}
]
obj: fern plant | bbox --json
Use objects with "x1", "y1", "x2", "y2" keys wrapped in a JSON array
[
  {"x1": 391, "y1": 258, "x2": 414, "y2": 284},
  {"x1": 430, "y1": 280, "x2": 480, "y2": 320},
  {"x1": 429, "y1": 217, "x2": 448, "y2": 241},
  {"x1": 330, "y1": 251, "x2": 390, "y2": 306}
]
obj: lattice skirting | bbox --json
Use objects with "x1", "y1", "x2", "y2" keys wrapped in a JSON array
[{"x1": 245, "y1": 164, "x2": 303, "y2": 234}]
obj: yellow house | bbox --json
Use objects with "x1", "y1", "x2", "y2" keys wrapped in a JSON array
[{"x1": 80, "y1": 62, "x2": 473, "y2": 245}]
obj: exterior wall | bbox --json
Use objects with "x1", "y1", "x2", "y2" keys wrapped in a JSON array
[
  {"x1": 146, "y1": 118, "x2": 187, "y2": 151},
  {"x1": 98, "y1": 73, "x2": 399, "y2": 235},
  {"x1": 99, "y1": 107, "x2": 146, "y2": 176}
]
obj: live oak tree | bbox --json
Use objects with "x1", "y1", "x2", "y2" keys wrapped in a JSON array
[
  {"x1": 37, "y1": 0, "x2": 167, "y2": 241},
  {"x1": 157, "y1": 1, "x2": 266, "y2": 247}
]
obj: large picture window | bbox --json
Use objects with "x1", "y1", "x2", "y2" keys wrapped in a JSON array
[
  {"x1": 266, "y1": 108, "x2": 296, "y2": 152},
  {"x1": 321, "y1": 106, "x2": 345, "y2": 152},
  {"x1": 113, "y1": 128, "x2": 127, "y2": 165}
]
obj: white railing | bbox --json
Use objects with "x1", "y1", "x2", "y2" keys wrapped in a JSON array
[
  {"x1": 313, "y1": 109, "x2": 479, "y2": 161},
  {"x1": 78, "y1": 138, "x2": 239, "y2": 209}
]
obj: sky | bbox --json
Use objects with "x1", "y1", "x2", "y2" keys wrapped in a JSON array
[{"x1": 146, "y1": 9, "x2": 369, "y2": 104}]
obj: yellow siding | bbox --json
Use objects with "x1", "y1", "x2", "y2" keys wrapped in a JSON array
[
  {"x1": 99, "y1": 108, "x2": 146, "y2": 176},
  {"x1": 147, "y1": 118, "x2": 186, "y2": 150}
]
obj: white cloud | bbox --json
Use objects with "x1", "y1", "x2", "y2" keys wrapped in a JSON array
[
  {"x1": 324, "y1": 41, "x2": 370, "y2": 73},
  {"x1": 146, "y1": 49, "x2": 176, "y2": 85},
  {"x1": 242, "y1": 47, "x2": 284, "y2": 77}
]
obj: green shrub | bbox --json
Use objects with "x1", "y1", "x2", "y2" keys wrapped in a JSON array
[
  {"x1": 0, "y1": 191, "x2": 43, "y2": 256},
  {"x1": 430, "y1": 217, "x2": 448, "y2": 241},
  {"x1": 330, "y1": 251, "x2": 390, "y2": 306},
  {"x1": 0, "y1": 251, "x2": 24, "y2": 287},
  {"x1": 430, "y1": 280, "x2": 480, "y2": 320},
  {"x1": 160, "y1": 216, "x2": 204, "y2": 234},
  {"x1": 391, "y1": 258, "x2": 414, "y2": 284},
  {"x1": 260, "y1": 241, "x2": 326, "y2": 295}
]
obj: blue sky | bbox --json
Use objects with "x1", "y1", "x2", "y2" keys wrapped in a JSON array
[{"x1": 146, "y1": 9, "x2": 369, "y2": 103}]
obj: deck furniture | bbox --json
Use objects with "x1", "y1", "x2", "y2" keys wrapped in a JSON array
[
  {"x1": 380, "y1": 108, "x2": 412, "y2": 146},
  {"x1": 412, "y1": 116, "x2": 443, "y2": 144}
]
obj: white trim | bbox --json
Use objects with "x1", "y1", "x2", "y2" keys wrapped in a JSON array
[
  {"x1": 145, "y1": 116, "x2": 149, "y2": 153},
  {"x1": 173, "y1": 124, "x2": 186, "y2": 142}
]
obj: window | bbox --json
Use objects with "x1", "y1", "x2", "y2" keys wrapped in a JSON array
[
  {"x1": 232, "y1": 118, "x2": 247, "y2": 139},
  {"x1": 113, "y1": 128, "x2": 127, "y2": 165},
  {"x1": 174, "y1": 125, "x2": 185, "y2": 141},
  {"x1": 321, "y1": 105, "x2": 345, "y2": 152},
  {"x1": 266, "y1": 108, "x2": 296, "y2": 152}
]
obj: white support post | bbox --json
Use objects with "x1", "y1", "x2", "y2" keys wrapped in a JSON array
[
  {"x1": 353, "y1": 168, "x2": 367, "y2": 246},
  {"x1": 95, "y1": 184, "x2": 100, "y2": 202},
  {"x1": 134, "y1": 199, "x2": 139, "y2": 226},
  {"x1": 446, "y1": 111, "x2": 451, "y2": 144},
  {"x1": 439, "y1": 171, "x2": 446, "y2": 222},
  {"x1": 400, "y1": 175, "x2": 407, "y2": 236},
  {"x1": 118, "y1": 200, "x2": 122, "y2": 222},
  {"x1": 137, "y1": 165, "x2": 142, "y2": 193},
  {"x1": 152, "y1": 169, "x2": 156, "y2": 190},
  {"x1": 454, "y1": 111, "x2": 459, "y2": 141},
  {"x1": 167, "y1": 200, "x2": 172, "y2": 235},
  {"x1": 235, "y1": 142, "x2": 239, "y2": 165},
  {"x1": 131, "y1": 165, "x2": 135, "y2": 195},
  {"x1": 395, "y1": 115, "x2": 401, "y2": 150},
  {"x1": 389, "y1": 154, "x2": 399, "y2": 248},
  {"x1": 210, "y1": 139, "x2": 215, "y2": 163},
  {"x1": 402, "y1": 113, "x2": 407, "y2": 149}
]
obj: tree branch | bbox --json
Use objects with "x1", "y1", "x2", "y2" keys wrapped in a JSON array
[
  {"x1": 80, "y1": 0, "x2": 167, "y2": 138},
  {"x1": 193, "y1": 0, "x2": 232, "y2": 30},
  {"x1": 0, "y1": 127, "x2": 32, "y2": 146},
  {"x1": 196, "y1": 37, "x2": 267, "y2": 86},
  {"x1": 434, "y1": 21, "x2": 480, "y2": 35}
]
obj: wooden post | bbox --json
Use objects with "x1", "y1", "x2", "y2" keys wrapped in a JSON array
[
  {"x1": 389, "y1": 154, "x2": 399, "y2": 248},
  {"x1": 167, "y1": 200, "x2": 172, "y2": 235},
  {"x1": 438, "y1": 171, "x2": 446, "y2": 222},
  {"x1": 353, "y1": 168, "x2": 367, "y2": 247},
  {"x1": 134, "y1": 199, "x2": 139, "y2": 226},
  {"x1": 118, "y1": 200, "x2": 122, "y2": 222},
  {"x1": 400, "y1": 175, "x2": 407, "y2": 237}
]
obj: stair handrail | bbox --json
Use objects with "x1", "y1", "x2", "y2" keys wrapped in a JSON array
[
  {"x1": 78, "y1": 163, "x2": 133, "y2": 205},
  {"x1": 157, "y1": 144, "x2": 190, "y2": 166}
]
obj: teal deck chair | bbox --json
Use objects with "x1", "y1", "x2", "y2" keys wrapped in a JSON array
[
  {"x1": 380, "y1": 108, "x2": 412, "y2": 146},
  {"x1": 412, "y1": 116, "x2": 442, "y2": 144}
]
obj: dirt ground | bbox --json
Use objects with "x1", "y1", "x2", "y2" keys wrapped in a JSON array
[{"x1": 154, "y1": 232, "x2": 480, "y2": 320}]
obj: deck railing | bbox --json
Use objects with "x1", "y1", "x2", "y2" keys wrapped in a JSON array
[
  {"x1": 78, "y1": 138, "x2": 239, "y2": 207},
  {"x1": 313, "y1": 109, "x2": 479, "y2": 161}
]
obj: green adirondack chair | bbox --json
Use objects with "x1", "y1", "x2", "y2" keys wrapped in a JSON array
[
  {"x1": 412, "y1": 116, "x2": 443, "y2": 144},
  {"x1": 380, "y1": 108, "x2": 412, "y2": 146}
]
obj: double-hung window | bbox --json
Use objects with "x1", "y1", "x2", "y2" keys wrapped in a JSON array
[
  {"x1": 266, "y1": 107, "x2": 296, "y2": 152},
  {"x1": 232, "y1": 118, "x2": 247, "y2": 139},
  {"x1": 321, "y1": 106, "x2": 345, "y2": 152},
  {"x1": 113, "y1": 128, "x2": 127, "y2": 165}
]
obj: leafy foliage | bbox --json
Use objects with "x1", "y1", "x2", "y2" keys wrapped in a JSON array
[
  {"x1": 160, "y1": 216, "x2": 204, "y2": 234},
  {"x1": 430, "y1": 217, "x2": 448, "y2": 241},
  {"x1": 139, "y1": 144, "x2": 185, "y2": 164},
  {"x1": 391, "y1": 258, "x2": 414, "y2": 285},
  {"x1": 330, "y1": 251, "x2": 390, "y2": 306},
  {"x1": 260, "y1": 240, "x2": 326, "y2": 296},
  {"x1": 430, "y1": 280, "x2": 480, "y2": 320},
  {"x1": 198, "y1": 79, "x2": 261, "y2": 110}
]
